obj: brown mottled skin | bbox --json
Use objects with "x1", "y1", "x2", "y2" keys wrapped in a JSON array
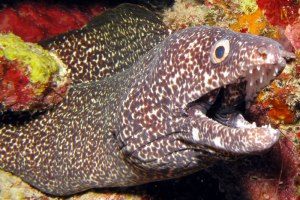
[{"x1": 0, "y1": 4, "x2": 295, "y2": 196}]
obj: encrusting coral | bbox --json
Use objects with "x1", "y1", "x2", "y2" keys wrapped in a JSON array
[
  {"x1": 163, "y1": 0, "x2": 279, "y2": 37},
  {"x1": 0, "y1": 33, "x2": 70, "y2": 112},
  {"x1": 163, "y1": 0, "x2": 209, "y2": 30}
]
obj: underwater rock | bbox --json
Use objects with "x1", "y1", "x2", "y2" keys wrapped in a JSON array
[
  {"x1": 0, "y1": 170, "x2": 47, "y2": 199},
  {"x1": 0, "y1": 1, "x2": 105, "y2": 42},
  {"x1": 0, "y1": 33, "x2": 70, "y2": 112}
]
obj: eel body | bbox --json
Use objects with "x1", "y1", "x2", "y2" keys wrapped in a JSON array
[
  {"x1": 0, "y1": 4, "x2": 295, "y2": 196},
  {"x1": 40, "y1": 4, "x2": 170, "y2": 83}
]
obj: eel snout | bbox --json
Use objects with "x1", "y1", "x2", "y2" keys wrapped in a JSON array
[{"x1": 279, "y1": 49, "x2": 296, "y2": 60}]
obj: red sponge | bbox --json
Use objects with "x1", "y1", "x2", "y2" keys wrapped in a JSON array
[
  {"x1": 0, "y1": 1, "x2": 105, "y2": 42},
  {"x1": 256, "y1": 0, "x2": 299, "y2": 27}
]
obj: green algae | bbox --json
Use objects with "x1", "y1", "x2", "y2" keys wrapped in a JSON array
[
  {"x1": 233, "y1": 0, "x2": 258, "y2": 15},
  {"x1": 0, "y1": 33, "x2": 61, "y2": 84}
]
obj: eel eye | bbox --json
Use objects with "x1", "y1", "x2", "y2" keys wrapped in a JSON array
[{"x1": 211, "y1": 39, "x2": 230, "y2": 64}]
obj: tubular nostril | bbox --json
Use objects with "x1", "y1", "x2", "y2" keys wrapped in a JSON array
[
  {"x1": 258, "y1": 47, "x2": 268, "y2": 60},
  {"x1": 258, "y1": 47, "x2": 268, "y2": 55}
]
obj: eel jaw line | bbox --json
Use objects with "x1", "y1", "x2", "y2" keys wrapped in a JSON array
[{"x1": 188, "y1": 49, "x2": 295, "y2": 154}]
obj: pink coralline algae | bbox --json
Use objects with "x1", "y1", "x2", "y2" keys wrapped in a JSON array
[{"x1": 285, "y1": 20, "x2": 300, "y2": 51}]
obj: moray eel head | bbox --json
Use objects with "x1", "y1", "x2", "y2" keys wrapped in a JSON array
[{"x1": 120, "y1": 26, "x2": 294, "y2": 174}]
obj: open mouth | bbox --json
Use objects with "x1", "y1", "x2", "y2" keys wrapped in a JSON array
[
  {"x1": 185, "y1": 48, "x2": 295, "y2": 154},
  {"x1": 198, "y1": 48, "x2": 295, "y2": 127}
]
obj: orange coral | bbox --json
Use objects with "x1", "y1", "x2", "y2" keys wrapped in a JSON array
[
  {"x1": 262, "y1": 82, "x2": 295, "y2": 124},
  {"x1": 231, "y1": 8, "x2": 267, "y2": 35},
  {"x1": 267, "y1": 98, "x2": 295, "y2": 124}
]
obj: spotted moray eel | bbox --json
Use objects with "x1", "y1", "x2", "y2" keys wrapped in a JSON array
[{"x1": 0, "y1": 4, "x2": 295, "y2": 196}]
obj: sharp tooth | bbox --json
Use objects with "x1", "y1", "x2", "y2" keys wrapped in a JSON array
[
  {"x1": 251, "y1": 122, "x2": 257, "y2": 128},
  {"x1": 273, "y1": 71, "x2": 277, "y2": 76},
  {"x1": 250, "y1": 81, "x2": 253, "y2": 86},
  {"x1": 260, "y1": 76, "x2": 263, "y2": 83},
  {"x1": 275, "y1": 67, "x2": 279, "y2": 73},
  {"x1": 249, "y1": 68, "x2": 253, "y2": 74},
  {"x1": 257, "y1": 66, "x2": 261, "y2": 71},
  {"x1": 262, "y1": 124, "x2": 272, "y2": 129}
]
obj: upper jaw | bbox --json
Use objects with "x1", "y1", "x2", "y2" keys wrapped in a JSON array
[
  {"x1": 243, "y1": 48, "x2": 295, "y2": 103},
  {"x1": 278, "y1": 49, "x2": 296, "y2": 64}
]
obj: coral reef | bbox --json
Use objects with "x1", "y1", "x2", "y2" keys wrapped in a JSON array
[
  {"x1": 163, "y1": 0, "x2": 276, "y2": 36},
  {"x1": 0, "y1": 1, "x2": 105, "y2": 42},
  {"x1": 256, "y1": 0, "x2": 300, "y2": 27},
  {"x1": 163, "y1": 0, "x2": 238, "y2": 30},
  {"x1": 163, "y1": 0, "x2": 208, "y2": 30},
  {"x1": 233, "y1": 0, "x2": 258, "y2": 14},
  {"x1": 230, "y1": 8, "x2": 269, "y2": 35},
  {"x1": 285, "y1": 20, "x2": 300, "y2": 51},
  {"x1": 163, "y1": 0, "x2": 299, "y2": 42},
  {"x1": 0, "y1": 33, "x2": 70, "y2": 112}
]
